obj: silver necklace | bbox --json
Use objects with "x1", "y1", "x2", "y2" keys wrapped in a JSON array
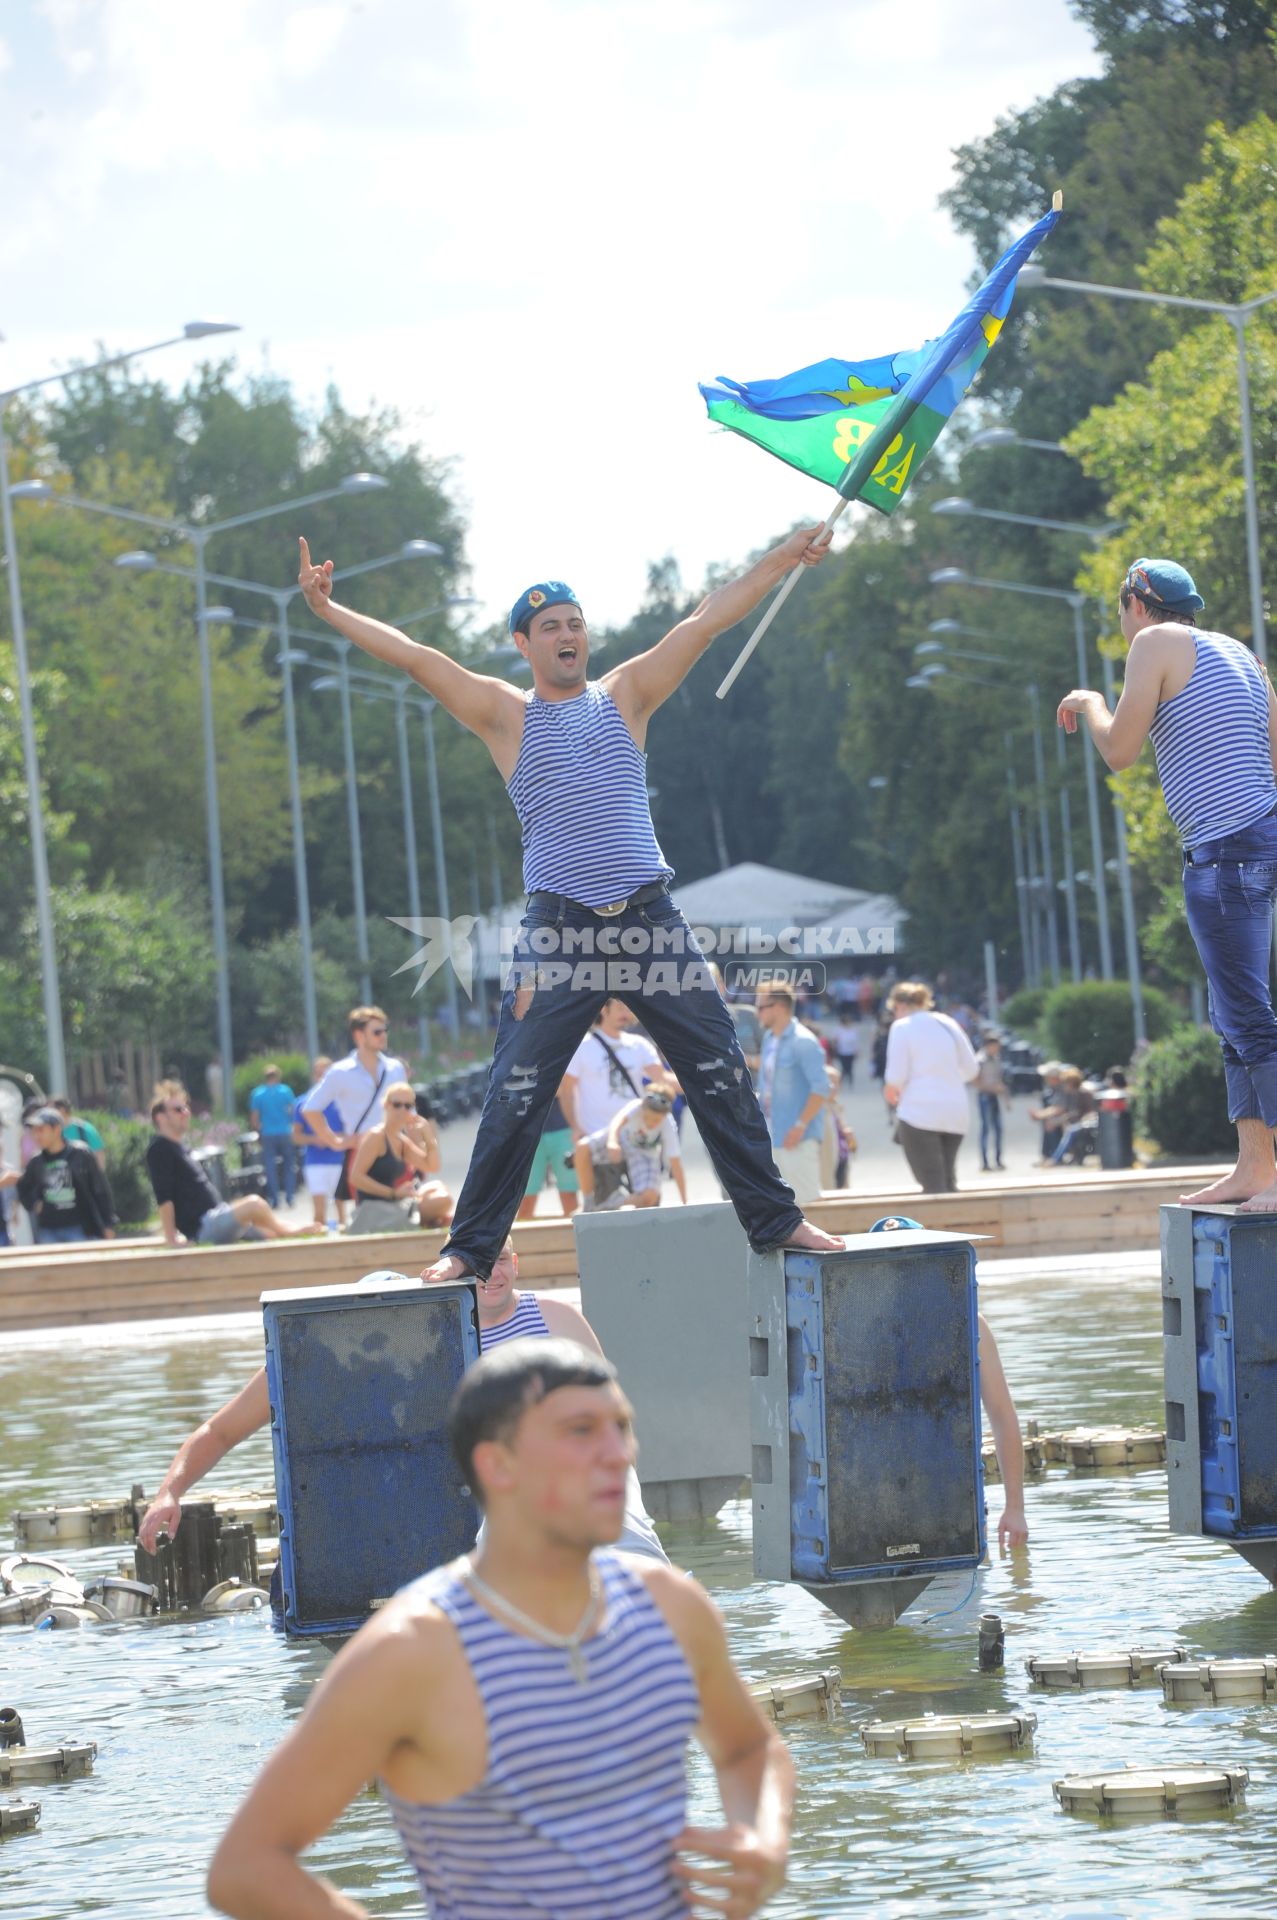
[{"x1": 464, "y1": 1560, "x2": 602, "y2": 1684}]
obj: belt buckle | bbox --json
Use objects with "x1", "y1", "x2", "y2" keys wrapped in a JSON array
[{"x1": 595, "y1": 897, "x2": 628, "y2": 917}]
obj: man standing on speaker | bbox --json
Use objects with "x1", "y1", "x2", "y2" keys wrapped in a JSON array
[
  {"x1": 209, "y1": 1339, "x2": 793, "y2": 1920},
  {"x1": 295, "y1": 534, "x2": 844, "y2": 1283}
]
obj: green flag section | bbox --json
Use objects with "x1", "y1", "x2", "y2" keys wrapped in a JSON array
[
  {"x1": 703, "y1": 389, "x2": 949, "y2": 516},
  {"x1": 699, "y1": 204, "x2": 1059, "y2": 516}
]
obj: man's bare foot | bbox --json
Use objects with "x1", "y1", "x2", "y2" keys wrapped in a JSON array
[
  {"x1": 1179, "y1": 1170, "x2": 1268, "y2": 1205},
  {"x1": 1239, "y1": 1180, "x2": 1277, "y2": 1212},
  {"x1": 421, "y1": 1253, "x2": 476, "y2": 1285},
  {"x1": 781, "y1": 1221, "x2": 844, "y2": 1253}
]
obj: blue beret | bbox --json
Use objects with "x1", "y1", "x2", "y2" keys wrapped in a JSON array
[
  {"x1": 870, "y1": 1215, "x2": 925, "y2": 1232},
  {"x1": 1125, "y1": 558, "x2": 1204, "y2": 614},
  {"x1": 509, "y1": 581, "x2": 580, "y2": 636}
]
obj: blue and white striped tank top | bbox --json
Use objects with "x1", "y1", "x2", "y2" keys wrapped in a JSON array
[
  {"x1": 381, "y1": 1550, "x2": 697, "y2": 1919},
  {"x1": 1149, "y1": 631, "x2": 1277, "y2": 848},
  {"x1": 479, "y1": 1292, "x2": 550, "y2": 1348},
  {"x1": 507, "y1": 683, "x2": 673, "y2": 906}
]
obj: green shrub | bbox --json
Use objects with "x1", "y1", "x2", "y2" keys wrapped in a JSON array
[
  {"x1": 232, "y1": 1054, "x2": 311, "y2": 1118},
  {"x1": 1041, "y1": 980, "x2": 1182, "y2": 1073},
  {"x1": 1134, "y1": 1026, "x2": 1233, "y2": 1157},
  {"x1": 84, "y1": 1110, "x2": 156, "y2": 1231},
  {"x1": 1000, "y1": 988, "x2": 1048, "y2": 1040}
]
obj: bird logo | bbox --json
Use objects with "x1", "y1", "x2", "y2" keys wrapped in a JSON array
[{"x1": 387, "y1": 915, "x2": 478, "y2": 998}]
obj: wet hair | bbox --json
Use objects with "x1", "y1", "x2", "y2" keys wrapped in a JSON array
[{"x1": 448, "y1": 1337, "x2": 617, "y2": 1500}]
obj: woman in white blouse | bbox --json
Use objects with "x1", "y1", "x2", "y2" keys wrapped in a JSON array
[{"x1": 883, "y1": 981, "x2": 980, "y2": 1192}]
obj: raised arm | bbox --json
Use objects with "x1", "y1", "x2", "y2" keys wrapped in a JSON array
[
  {"x1": 606, "y1": 524, "x2": 831, "y2": 727},
  {"x1": 297, "y1": 538, "x2": 524, "y2": 751}
]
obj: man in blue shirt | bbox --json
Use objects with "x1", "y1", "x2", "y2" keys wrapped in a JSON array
[
  {"x1": 292, "y1": 1056, "x2": 349, "y2": 1230},
  {"x1": 756, "y1": 980, "x2": 830, "y2": 1204},
  {"x1": 249, "y1": 1065, "x2": 298, "y2": 1208}
]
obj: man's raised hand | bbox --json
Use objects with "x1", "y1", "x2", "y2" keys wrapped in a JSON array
[
  {"x1": 298, "y1": 535, "x2": 335, "y2": 617},
  {"x1": 779, "y1": 523, "x2": 833, "y2": 571}
]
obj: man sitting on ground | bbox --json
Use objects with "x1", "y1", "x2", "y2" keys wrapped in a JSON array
[
  {"x1": 145, "y1": 1083, "x2": 319, "y2": 1247},
  {"x1": 574, "y1": 1076, "x2": 687, "y2": 1211},
  {"x1": 209, "y1": 1339, "x2": 793, "y2": 1920}
]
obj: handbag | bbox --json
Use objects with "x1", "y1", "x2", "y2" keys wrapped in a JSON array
[{"x1": 344, "y1": 1063, "x2": 389, "y2": 1189}]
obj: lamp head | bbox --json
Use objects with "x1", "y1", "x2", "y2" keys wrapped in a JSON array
[
  {"x1": 867, "y1": 775, "x2": 889, "y2": 790},
  {"x1": 914, "y1": 641, "x2": 945, "y2": 657},
  {"x1": 338, "y1": 471, "x2": 389, "y2": 494},
  {"x1": 927, "y1": 618, "x2": 962, "y2": 634},
  {"x1": 8, "y1": 480, "x2": 54, "y2": 502},
  {"x1": 929, "y1": 568, "x2": 969, "y2": 587},
  {"x1": 905, "y1": 675, "x2": 936, "y2": 690},
  {"x1": 278, "y1": 649, "x2": 313, "y2": 666},
  {"x1": 967, "y1": 428, "x2": 1019, "y2": 451},
  {"x1": 115, "y1": 550, "x2": 159, "y2": 572},
  {"x1": 183, "y1": 321, "x2": 242, "y2": 339},
  {"x1": 400, "y1": 538, "x2": 443, "y2": 557},
  {"x1": 205, "y1": 605, "x2": 235, "y2": 625},
  {"x1": 311, "y1": 676, "x2": 339, "y2": 693},
  {"x1": 1016, "y1": 265, "x2": 1047, "y2": 288},
  {"x1": 931, "y1": 497, "x2": 973, "y2": 517}
]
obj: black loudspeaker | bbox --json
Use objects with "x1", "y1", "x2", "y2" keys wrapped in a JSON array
[{"x1": 262, "y1": 1279, "x2": 481, "y2": 1633}]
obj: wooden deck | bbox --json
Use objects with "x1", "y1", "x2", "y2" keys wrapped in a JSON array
[{"x1": 0, "y1": 1166, "x2": 1207, "y2": 1332}]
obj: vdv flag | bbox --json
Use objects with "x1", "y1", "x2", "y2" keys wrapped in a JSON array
[{"x1": 699, "y1": 205, "x2": 1059, "y2": 516}]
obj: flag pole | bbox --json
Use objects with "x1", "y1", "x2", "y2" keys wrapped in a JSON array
[
  {"x1": 715, "y1": 392, "x2": 922, "y2": 700},
  {"x1": 714, "y1": 189, "x2": 1064, "y2": 701}
]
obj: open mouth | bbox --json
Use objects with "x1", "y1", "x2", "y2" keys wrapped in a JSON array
[{"x1": 557, "y1": 645, "x2": 578, "y2": 664}]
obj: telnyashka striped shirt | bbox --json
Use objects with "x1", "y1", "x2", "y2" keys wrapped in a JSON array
[
  {"x1": 1149, "y1": 631, "x2": 1277, "y2": 848},
  {"x1": 478, "y1": 1292, "x2": 550, "y2": 1348},
  {"x1": 507, "y1": 684, "x2": 673, "y2": 906},
  {"x1": 380, "y1": 1550, "x2": 697, "y2": 1919}
]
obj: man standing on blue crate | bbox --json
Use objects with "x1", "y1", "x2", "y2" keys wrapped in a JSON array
[
  {"x1": 295, "y1": 534, "x2": 844, "y2": 1282},
  {"x1": 1058, "y1": 558, "x2": 1277, "y2": 1211}
]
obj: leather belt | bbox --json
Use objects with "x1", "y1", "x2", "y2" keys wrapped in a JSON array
[
  {"x1": 1184, "y1": 799, "x2": 1277, "y2": 866},
  {"x1": 527, "y1": 880, "x2": 671, "y2": 918}
]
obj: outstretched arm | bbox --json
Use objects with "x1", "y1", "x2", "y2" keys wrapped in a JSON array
[
  {"x1": 607, "y1": 524, "x2": 831, "y2": 725},
  {"x1": 138, "y1": 1369, "x2": 272, "y2": 1550},
  {"x1": 297, "y1": 538, "x2": 523, "y2": 749},
  {"x1": 1057, "y1": 628, "x2": 1169, "y2": 771},
  {"x1": 978, "y1": 1315, "x2": 1027, "y2": 1549}
]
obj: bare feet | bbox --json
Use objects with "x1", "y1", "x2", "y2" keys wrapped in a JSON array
[
  {"x1": 1239, "y1": 1180, "x2": 1277, "y2": 1212},
  {"x1": 420, "y1": 1253, "x2": 476, "y2": 1285},
  {"x1": 781, "y1": 1221, "x2": 844, "y2": 1254},
  {"x1": 1179, "y1": 1171, "x2": 1266, "y2": 1205}
]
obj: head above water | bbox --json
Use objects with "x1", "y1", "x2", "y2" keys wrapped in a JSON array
[
  {"x1": 509, "y1": 582, "x2": 588, "y2": 695},
  {"x1": 448, "y1": 1335, "x2": 623, "y2": 1508}
]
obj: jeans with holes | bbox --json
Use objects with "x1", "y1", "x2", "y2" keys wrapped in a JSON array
[
  {"x1": 1182, "y1": 812, "x2": 1277, "y2": 1126},
  {"x1": 441, "y1": 893, "x2": 802, "y2": 1277}
]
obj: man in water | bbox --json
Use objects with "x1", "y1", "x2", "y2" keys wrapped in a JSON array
[
  {"x1": 209, "y1": 1339, "x2": 793, "y2": 1920},
  {"x1": 136, "y1": 1240, "x2": 665, "y2": 1561},
  {"x1": 296, "y1": 532, "x2": 843, "y2": 1282},
  {"x1": 1059, "y1": 558, "x2": 1277, "y2": 1209}
]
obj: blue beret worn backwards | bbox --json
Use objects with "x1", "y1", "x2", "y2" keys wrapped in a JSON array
[
  {"x1": 509, "y1": 581, "x2": 580, "y2": 637},
  {"x1": 1124, "y1": 558, "x2": 1204, "y2": 614},
  {"x1": 870, "y1": 1215, "x2": 925, "y2": 1233}
]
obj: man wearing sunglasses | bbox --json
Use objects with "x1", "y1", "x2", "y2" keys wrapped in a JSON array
[
  {"x1": 146, "y1": 1083, "x2": 319, "y2": 1247},
  {"x1": 298, "y1": 1005, "x2": 410, "y2": 1188},
  {"x1": 296, "y1": 536, "x2": 845, "y2": 1284},
  {"x1": 1058, "y1": 557, "x2": 1277, "y2": 1210}
]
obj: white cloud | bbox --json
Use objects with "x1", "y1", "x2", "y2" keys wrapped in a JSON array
[{"x1": 2, "y1": 0, "x2": 1104, "y2": 627}]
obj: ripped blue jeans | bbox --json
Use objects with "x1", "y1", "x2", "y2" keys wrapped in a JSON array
[
  {"x1": 441, "y1": 890, "x2": 802, "y2": 1277},
  {"x1": 1182, "y1": 810, "x2": 1277, "y2": 1126}
]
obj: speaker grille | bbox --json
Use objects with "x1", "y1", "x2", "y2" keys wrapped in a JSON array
[
  {"x1": 820, "y1": 1250, "x2": 979, "y2": 1573},
  {"x1": 269, "y1": 1291, "x2": 479, "y2": 1630}
]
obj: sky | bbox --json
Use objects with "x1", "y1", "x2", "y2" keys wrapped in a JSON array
[{"x1": 0, "y1": 0, "x2": 1104, "y2": 636}]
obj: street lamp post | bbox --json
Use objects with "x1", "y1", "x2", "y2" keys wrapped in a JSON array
[
  {"x1": 1, "y1": 319, "x2": 239, "y2": 1093},
  {"x1": 417, "y1": 700, "x2": 460, "y2": 1039},
  {"x1": 1018, "y1": 265, "x2": 1277, "y2": 666},
  {"x1": 113, "y1": 535, "x2": 439, "y2": 1066},
  {"x1": 1004, "y1": 735, "x2": 1035, "y2": 986},
  {"x1": 23, "y1": 469, "x2": 386, "y2": 1107},
  {"x1": 928, "y1": 545, "x2": 1115, "y2": 978}
]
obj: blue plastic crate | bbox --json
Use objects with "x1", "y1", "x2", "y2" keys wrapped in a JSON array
[
  {"x1": 263, "y1": 1279, "x2": 481, "y2": 1634},
  {"x1": 1191, "y1": 1214, "x2": 1277, "y2": 1540}
]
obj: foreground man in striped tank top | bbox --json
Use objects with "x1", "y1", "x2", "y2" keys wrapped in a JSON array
[
  {"x1": 210, "y1": 1339, "x2": 794, "y2": 1920},
  {"x1": 297, "y1": 532, "x2": 845, "y2": 1283},
  {"x1": 1058, "y1": 557, "x2": 1277, "y2": 1210}
]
